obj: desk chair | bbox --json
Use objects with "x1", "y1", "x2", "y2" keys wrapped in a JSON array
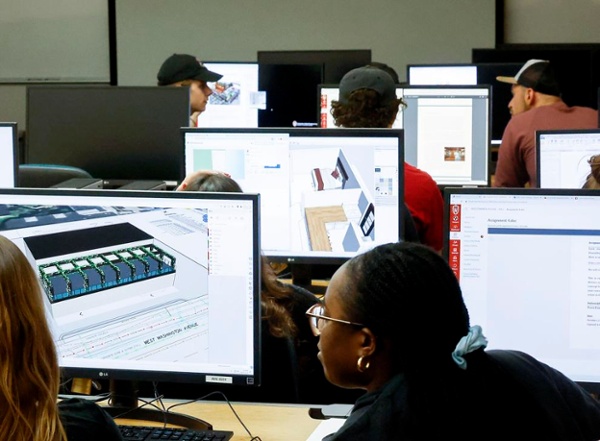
[{"x1": 18, "y1": 164, "x2": 93, "y2": 188}]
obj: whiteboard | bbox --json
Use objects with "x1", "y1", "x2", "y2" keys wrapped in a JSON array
[{"x1": 0, "y1": 1, "x2": 110, "y2": 83}]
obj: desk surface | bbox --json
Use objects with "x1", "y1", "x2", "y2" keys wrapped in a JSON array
[{"x1": 115, "y1": 400, "x2": 322, "y2": 441}]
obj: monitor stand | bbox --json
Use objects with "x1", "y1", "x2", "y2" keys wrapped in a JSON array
[{"x1": 102, "y1": 379, "x2": 212, "y2": 431}]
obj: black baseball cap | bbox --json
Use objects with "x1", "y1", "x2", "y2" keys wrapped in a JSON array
[
  {"x1": 157, "y1": 54, "x2": 223, "y2": 85},
  {"x1": 338, "y1": 65, "x2": 397, "y2": 105},
  {"x1": 496, "y1": 59, "x2": 561, "y2": 96}
]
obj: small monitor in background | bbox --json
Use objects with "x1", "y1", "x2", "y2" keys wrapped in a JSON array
[
  {"x1": 443, "y1": 187, "x2": 600, "y2": 395},
  {"x1": 401, "y1": 85, "x2": 491, "y2": 187},
  {"x1": 182, "y1": 127, "x2": 405, "y2": 266},
  {"x1": 257, "y1": 49, "x2": 371, "y2": 84},
  {"x1": 0, "y1": 187, "x2": 261, "y2": 415},
  {"x1": 0, "y1": 122, "x2": 18, "y2": 188},
  {"x1": 26, "y1": 86, "x2": 190, "y2": 183},
  {"x1": 407, "y1": 64, "x2": 477, "y2": 85},
  {"x1": 536, "y1": 129, "x2": 600, "y2": 189},
  {"x1": 258, "y1": 64, "x2": 322, "y2": 128},
  {"x1": 318, "y1": 85, "x2": 404, "y2": 130},
  {"x1": 198, "y1": 62, "x2": 265, "y2": 128}
]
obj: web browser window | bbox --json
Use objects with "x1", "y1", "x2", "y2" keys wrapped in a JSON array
[{"x1": 444, "y1": 188, "x2": 600, "y2": 389}]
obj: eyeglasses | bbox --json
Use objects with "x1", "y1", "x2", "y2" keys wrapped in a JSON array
[{"x1": 305, "y1": 303, "x2": 365, "y2": 336}]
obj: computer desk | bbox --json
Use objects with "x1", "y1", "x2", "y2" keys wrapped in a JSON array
[{"x1": 115, "y1": 400, "x2": 322, "y2": 441}]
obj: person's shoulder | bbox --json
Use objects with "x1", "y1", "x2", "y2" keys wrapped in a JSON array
[
  {"x1": 404, "y1": 162, "x2": 438, "y2": 186},
  {"x1": 59, "y1": 398, "x2": 122, "y2": 441},
  {"x1": 486, "y1": 349, "x2": 562, "y2": 379}
]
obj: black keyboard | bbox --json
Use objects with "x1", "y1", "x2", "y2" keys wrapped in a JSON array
[{"x1": 118, "y1": 425, "x2": 234, "y2": 441}]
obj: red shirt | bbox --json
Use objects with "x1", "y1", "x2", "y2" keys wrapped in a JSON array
[
  {"x1": 494, "y1": 101, "x2": 598, "y2": 188},
  {"x1": 404, "y1": 163, "x2": 444, "y2": 252}
]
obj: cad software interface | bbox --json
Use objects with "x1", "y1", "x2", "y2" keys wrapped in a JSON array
[
  {"x1": 199, "y1": 62, "x2": 266, "y2": 128},
  {"x1": 0, "y1": 124, "x2": 16, "y2": 188},
  {"x1": 446, "y1": 189, "x2": 600, "y2": 385},
  {"x1": 184, "y1": 129, "x2": 402, "y2": 261},
  {"x1": 537, "y1": 130, "x2": 600, "y2": 189},
  {"x1": 0, "y1": 191, "x2": 258, "y2": 383},
  {"x1": 402, "y1": 87, "x2": 490, "y2": 186}
]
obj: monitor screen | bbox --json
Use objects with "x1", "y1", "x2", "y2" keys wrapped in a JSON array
[
  {"x1": 0, "y1": 188, "x2": 261, "y2": 395},
  {"x1": 257, "y1": 49, "x2": 372, "y2": 84},
  {"x1": 401, "y1": 85, "x2": 490, "y2": 186},
  {"x1": 443, "y1": 187, "x2": 600, "y2": 394},
  {"x1": 537, "y1": 129, "x2": 600, "y2": 189},
  {"x1": 182, "y1": 127, "x2": 405, "y2": 265},
  {"x1": 198, "y1": 62, "x2": 265, "y2": 128},
  {"x1": 318, "y1": 85, "x2": 404, "y2": 130},
  {"x1": 0, "y1": 122, "x2": 18, "y2": 188},
  {"x1": 407, "y1": 64, "x2": 478, "y2": 85},
  {"x1": 258, "y1": 64, "x2": 323, "y2": 128},
  {"x1": 26, "y1": 86, "x2": 190, "y2": 183}
]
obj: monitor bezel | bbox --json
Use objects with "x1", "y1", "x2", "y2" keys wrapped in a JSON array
[
  {"x1": 200, "y1": 61, "x2": 262, "y2": 128},
  {"x1": 536, "y1": 128, "x2": 600, "y2": 189},
  {"x1": 0, "y1": 122, "x2": 18, "y2": 188},
  {"x1": 181, "y1": 126, "x2": 405, "y2": 266},
  {"x1": 0, "y1": 187, "x2": 262, "y2": 387},
  {"x1": 442, "y1": 186, "x2": 600, "y2": 395}
]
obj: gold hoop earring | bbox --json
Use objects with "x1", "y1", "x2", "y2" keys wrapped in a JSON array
[{"x1": 357, "y1": 356, "x2": 370, "y2": 373}]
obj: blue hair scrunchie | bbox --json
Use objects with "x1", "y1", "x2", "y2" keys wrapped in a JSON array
[{"x1": 451, "y1": 325, "x2": 488, "y2": 370}]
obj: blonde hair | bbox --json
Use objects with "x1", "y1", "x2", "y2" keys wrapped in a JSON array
[{"x1": 0, "y1": 235, "x2": 67, "y2": 441}]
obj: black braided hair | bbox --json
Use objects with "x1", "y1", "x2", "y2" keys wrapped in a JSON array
[{"x1": 339, "y1": 241, "x2": 470, "y2": 372}]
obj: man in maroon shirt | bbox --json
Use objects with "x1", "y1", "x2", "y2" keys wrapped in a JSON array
[{"x1": 493, "y1": 59, "x2": 598, "y2": 188}]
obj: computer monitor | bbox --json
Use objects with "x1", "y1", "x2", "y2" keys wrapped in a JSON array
[
  {"x1": 407, "y1": 64, "x2": 478, "y2": 85},
  {"x1": 537, "y1": 129, "x2": 600, "y2": 189},
  {"x1": 182, "y1": 127, "x2": 405, "y2": 266},
  {"x1": 258, "y1": 63, "x2": 323, "y2": 128},
  {"x1": 402, "y1": 85, "x2": 491, "y2": 186},
  {"x1": 257, "y1": 49, "x2": 372, "y2": 83},
  {"x1": 443, "y1": 187, "x2": 600, "y2": 394},
  {"x1": 0, "y1": 188, "x2": 261, "y2": 419},
  {"x1": 0, "y1": 122, "x2": 18, "y2": 188},
  {"x1": 317, "y1": 85, "x2": 404, "y2": 130},
  {"x1": 26, "y1": 86, "x2": 190, "y2": 184},
  {"x1": 407, "y1": 62, "x2": 521, "y2": 144},
  {"x1": 198, "y1": 62, "x2": 265, "y2": 128}
]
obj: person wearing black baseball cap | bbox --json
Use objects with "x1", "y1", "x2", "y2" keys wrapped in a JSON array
[
  {"x1": 331, "y1": 65, "x2": 444, "y2": 254},
  {"x1": 493, "y1": 59, "x2": 597, "y2": 188},
  {"x1": 157, "y1": 53, "x2": 223, "y2": 126}
]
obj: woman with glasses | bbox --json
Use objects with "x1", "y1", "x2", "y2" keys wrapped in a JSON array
[{"x1": 307, "y1": 241, "x2": 600, "y2": 440}]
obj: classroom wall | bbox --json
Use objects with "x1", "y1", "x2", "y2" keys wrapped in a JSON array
[
  {"x1": 1, "y1": 0, "x2": 599, "y2": 132},
  {"x1": 503, "y1": 0, "x2": 600, "y2": 44},
  {"x1": 114, "y1": 0, "x2": 495, "y2": 86}
]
